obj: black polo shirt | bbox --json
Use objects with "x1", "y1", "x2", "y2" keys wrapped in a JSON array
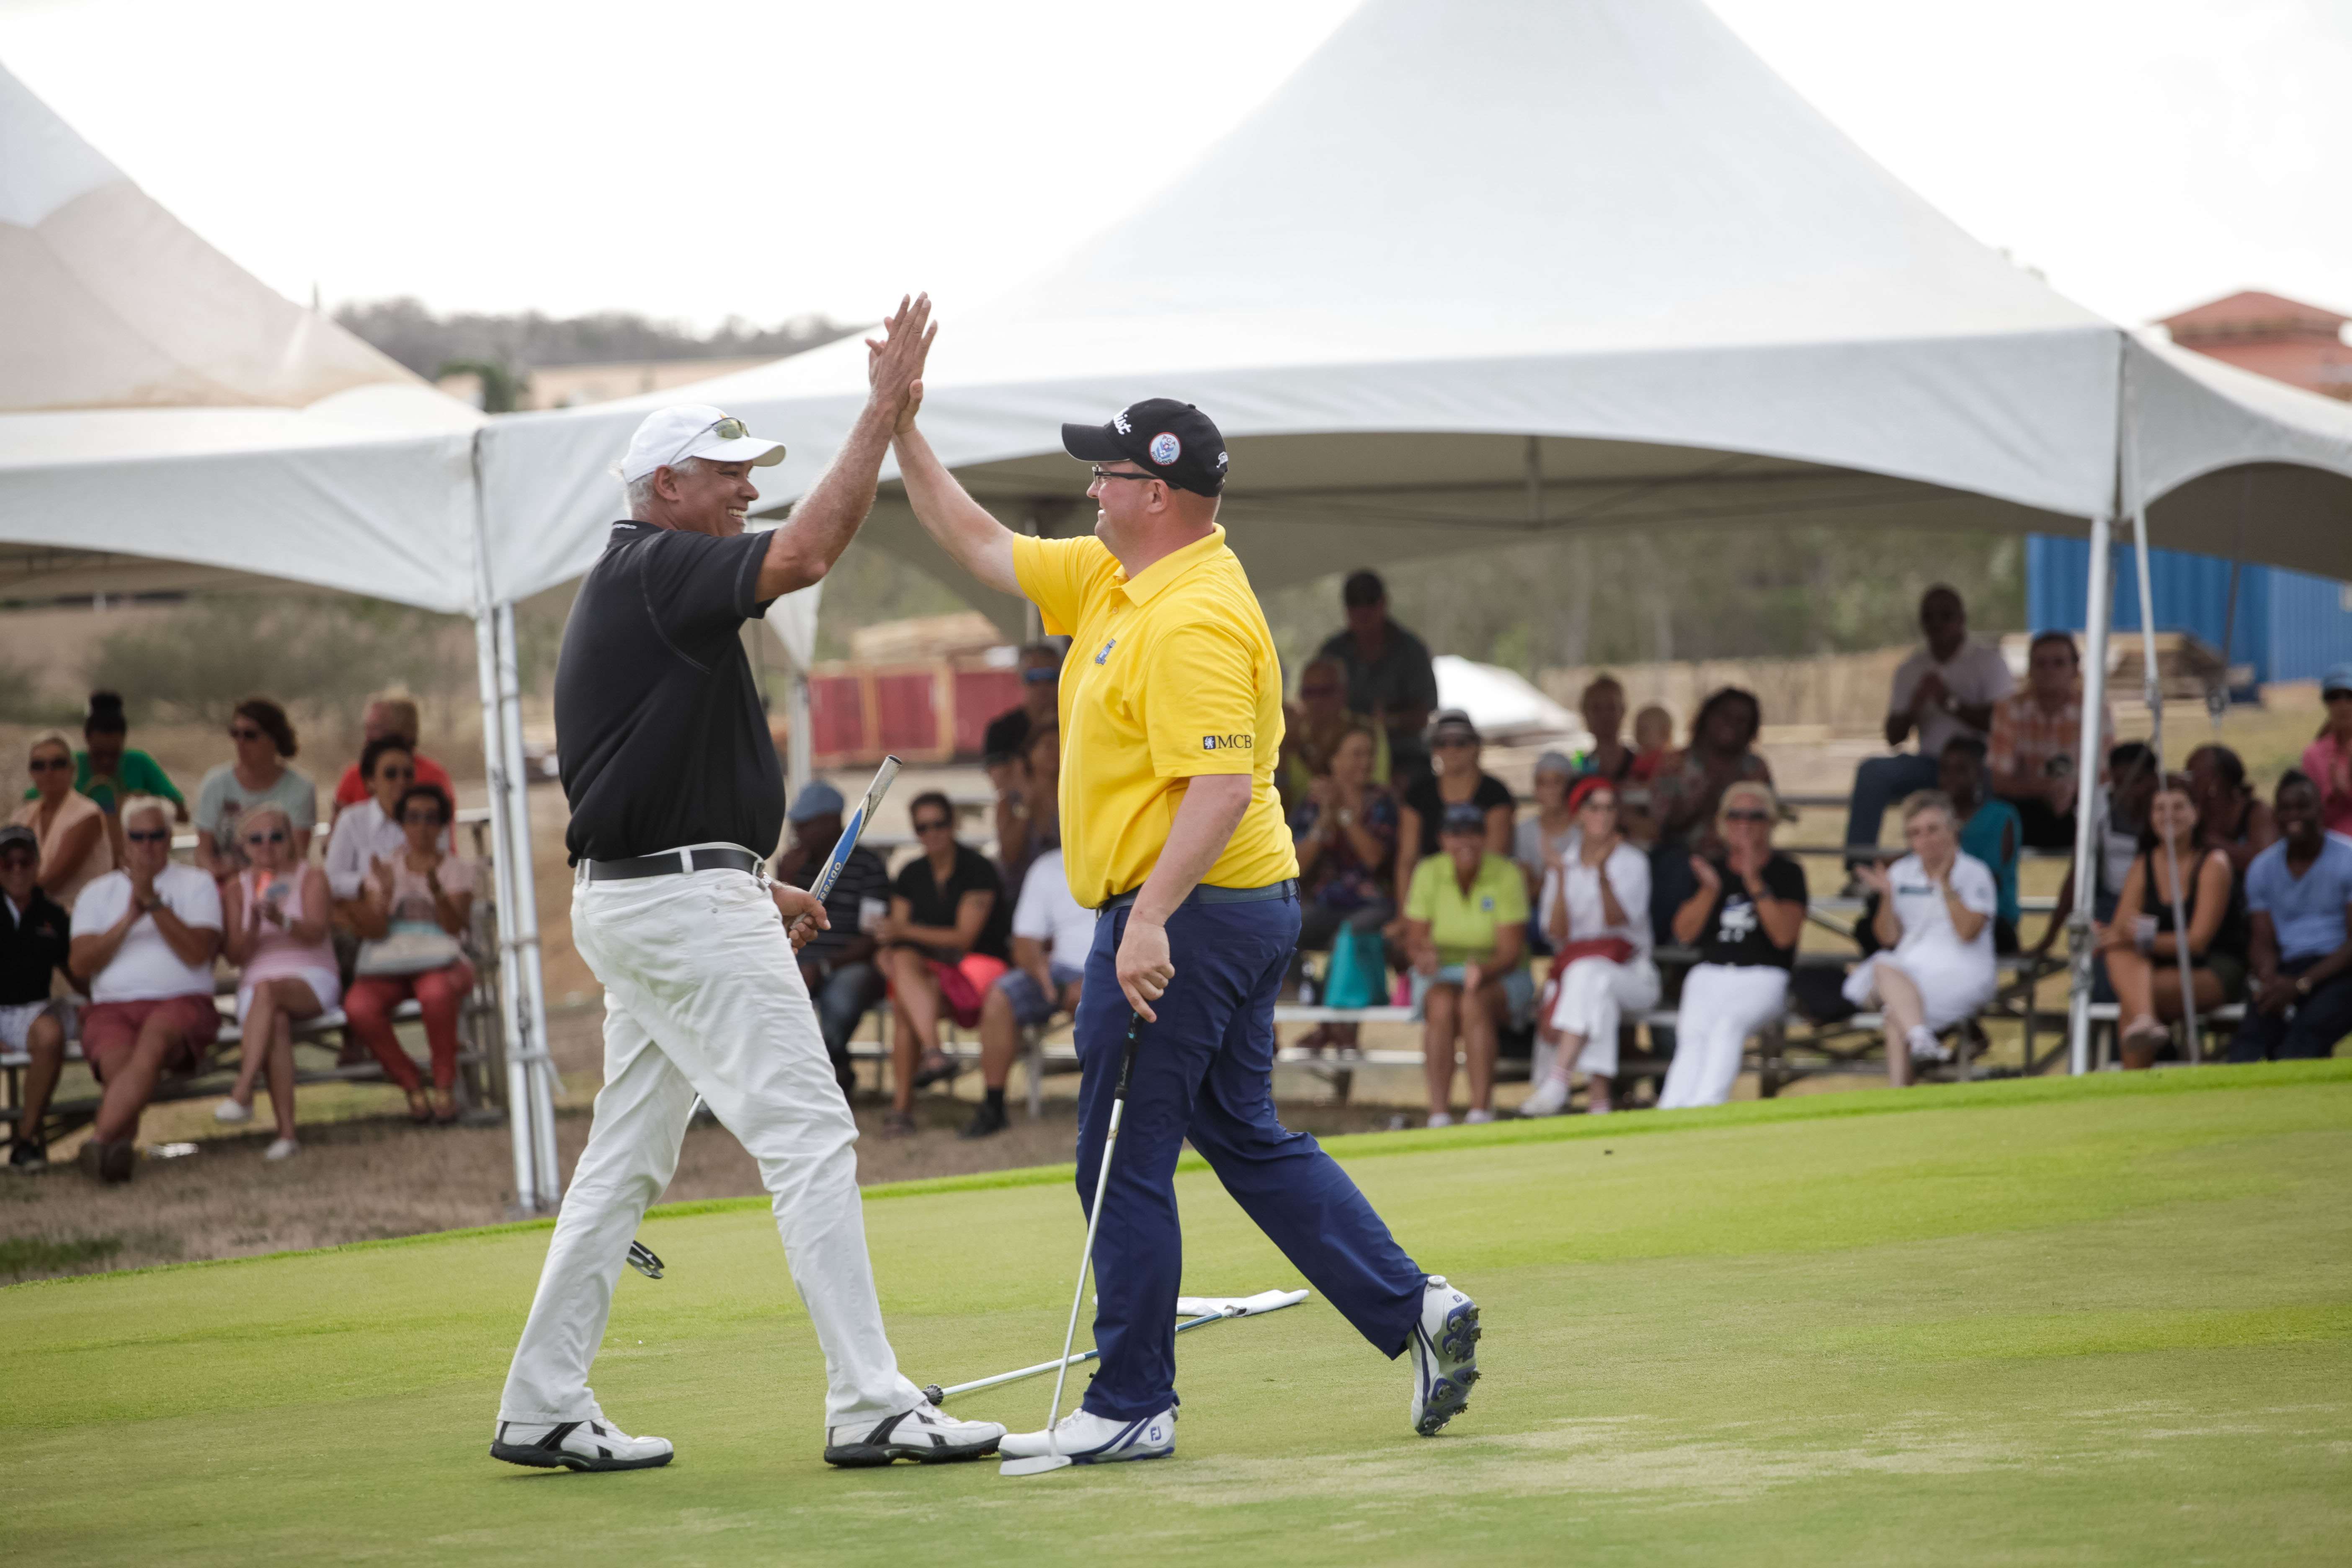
[
  {"x1": 0, "y1": 887, "x2": 70, "y2": 1007},
  {"x1": 557, "y1": 522, "x2": 783, "y2": 863}
]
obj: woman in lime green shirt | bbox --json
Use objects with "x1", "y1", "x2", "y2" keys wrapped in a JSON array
[{"x1": 1405, "y1": 802, "x2": 1532, "y2": 1127}]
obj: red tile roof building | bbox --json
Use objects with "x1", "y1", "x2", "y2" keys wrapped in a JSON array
[{"x1": 2159, "y1": 290, "x2": 2352, "y2": 400}]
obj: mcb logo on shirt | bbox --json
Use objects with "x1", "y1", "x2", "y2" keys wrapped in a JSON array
[{"x1": 1201, "y1": 733, "x2": 1255, "y2": 751}]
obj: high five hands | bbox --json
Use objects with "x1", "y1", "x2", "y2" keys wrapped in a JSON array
[{"x1": 866, "y1": 294, "x2": 936, "y2": 436}]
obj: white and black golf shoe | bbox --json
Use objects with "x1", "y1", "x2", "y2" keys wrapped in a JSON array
[
  {"x1": 823, "y1": 1403, "x2": 1006, "y2": 1467},
  {"x1": 997, "y1": 1404, "x2": 1176, "y2": 1465},
  {"x1": 1408, "y1": 1275, "x2": 1481, "y2": 1436},
  {"x1": 490, "y1": 1415, "x2": 673, "y2": 1473}
]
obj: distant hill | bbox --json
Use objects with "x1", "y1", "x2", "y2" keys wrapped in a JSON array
[{"x1": 335, "y1": 298, "x2": 858, "y2": 379}]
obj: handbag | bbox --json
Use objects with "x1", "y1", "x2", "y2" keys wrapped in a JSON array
[
  {"x1": 355, "y1": 925, "x2": 464, "y2": 977},
  {"x1": 1322, "y1": 921, "x2": 1386, "y2": 1010}
]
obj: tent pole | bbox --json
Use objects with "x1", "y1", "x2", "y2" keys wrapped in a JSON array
[
  {"x1": 496, "y1": 599, "x2": 562, "y2": 1199},
  {"x1": 787, "y1": 671, "x2": 814, "y2": 810},
  {"x1": 2066, "y1": 508, "x2": 2113, "y2": 1076},
  {"x1": 2129, "y1": 500, "x2": 2198, "y2": 1061},
  {"x1": 468, "y1": 432, "x2": 542, "y2": 1213},
  {"x1": 472, "y1": 597, "x2": 538, "y2": 1212}
]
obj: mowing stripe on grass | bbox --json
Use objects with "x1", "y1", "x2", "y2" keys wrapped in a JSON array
[{"x1": 10, "y1": 1057, "x2": 2344, "y2": 1291}]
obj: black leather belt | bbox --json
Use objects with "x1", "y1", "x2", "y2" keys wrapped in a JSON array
[
  {"x1": 583, "y1": 846, "x2": 764, "y2": 882},
  {"x1": 1100, "y1": 879, "x2": 1297, "y2": 914}
]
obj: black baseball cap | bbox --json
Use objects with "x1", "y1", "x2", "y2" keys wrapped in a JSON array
[{"x1": 1061, "y1": 398, "x2": 1229, "y2": 497}]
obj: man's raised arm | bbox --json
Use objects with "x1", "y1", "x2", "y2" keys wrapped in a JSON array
[
  {"x1": 892, "y1": 415, "x2": 1022, "y2": 598},
  {"x1": 757, "y1": 294, "x2": 936, "y2": 601}
]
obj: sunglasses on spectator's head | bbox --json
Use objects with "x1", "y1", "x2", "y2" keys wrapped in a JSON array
[
  {"x1": 125, "y1": 828, "x2": 170, "y2": 843},
  {"x1": 1723, "y1": 808, "x2": 1770, "y2": 823},
  {"x1": 28, "y1": 756, "x2": 70, "y2": 771},
  {"x1": 913, "y1": 817, "x2": 953, "y2": 833},
  {"x1": 244, "y1": 829, "x2": 287, "y2": 846},
  {"x1": 229, "y1": 725, "x2": 265, "y2": 741}
]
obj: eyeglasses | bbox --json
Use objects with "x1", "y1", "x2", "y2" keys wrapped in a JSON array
[
  {"x1": 27, "y1": 756, "x2": 69, "y2": 772},
  {"x1": 244, "y1": 830, "x2": 287, "y2": 846},
  {"x1": 125, "y1": 828, "x2": 170, "y2": 843},
  {"x1": 377, "y1": 765, "x2": 415, "y2": 780},
  {"x1": 1579, "y1": 796, "x2": 1618, "y2": 812},
  {"x1": 1089, "y1": 465, "x2": 1158, "y2": 484},
  {"x1": 1723, "y1": 809, "x2": 1771, "y2": 823},
  {"x1": 664, "y1": 416, "x2": 752, "y2": 469},
  {"x1": 230, "y1": 725, "x2": 265, "y2": 741},
  {"x1": 913, "y1": 818, "x2": 953, "y2": 834}
]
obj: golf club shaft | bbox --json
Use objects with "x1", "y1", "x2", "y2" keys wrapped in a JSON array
[
  {"x1": 1039, "y1": 1012, "x2": 1145, "y2": 1455},
  {"x1": 628, "y1": 757, "x2": 904, "y2": 1279},
  {"x1": 933, "y1": 1312, "x2": 1223, "y2": 1403}
]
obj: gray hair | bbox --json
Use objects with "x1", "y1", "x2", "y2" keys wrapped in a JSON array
[
  {"x1": 119, "y1": 794, "x2": 173, "y2": 832},
  {"x1": 1899, "y1": 789, "x2": 1958, "y2": 830},
  {"x1": 619, "y1": 455, "x2": 708, "y2": 518}
]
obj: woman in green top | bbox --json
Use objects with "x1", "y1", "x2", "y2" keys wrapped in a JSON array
[{"x1": 1405, "y1": 802, "x2": 1532, "y2": 1127}]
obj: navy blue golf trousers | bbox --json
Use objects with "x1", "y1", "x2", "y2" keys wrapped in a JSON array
[{"x1": 1073, "y1": 891, "x2": 1426, "y2": 1422}]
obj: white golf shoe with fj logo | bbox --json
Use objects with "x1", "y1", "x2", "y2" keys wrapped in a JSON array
[
  {"x1": 1409, "y1": 1275, "x2": 1481, "y2": 1436},
  {"x1": 823, "y1": 1402, "x2": 1006, "y2": 1467},
  {"x1": 997, "y1": 1403, "x2": 1176, "y2": 1465},
  {"x1": 490, "y1": 1414, "x2": 673, "y2": 1472}
]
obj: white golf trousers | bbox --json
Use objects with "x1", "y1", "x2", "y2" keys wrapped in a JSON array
[
  {"x1": 498, "y1": 861, "x2": 925, "y2": 1431},
  {"x1": 1546, "y1": 956, "x2": 1661, "y2": 1078},
  {"x1": 1656, "y1": 962, "x2": 1790, "y2": 1110}
]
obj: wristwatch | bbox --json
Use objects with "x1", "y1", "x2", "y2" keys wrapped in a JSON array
[{"x1": 2296, "y1": 975, "x2": 2313, "y2": 998}]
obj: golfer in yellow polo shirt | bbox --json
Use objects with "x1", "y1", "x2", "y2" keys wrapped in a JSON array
[{"x1": 889, "y1": 347, "x2": 1481, "y2": 1464}]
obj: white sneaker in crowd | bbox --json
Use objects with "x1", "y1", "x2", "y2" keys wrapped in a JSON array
[
  {"x1": 1519, "y1": 1074, "x2": 1572, "y2": 1118},
  {"x1": 263, "y1": 1138, "x2": 299, "y2": 1161},
  {"x1": 491, "y1": 1414, "x2": 673, "y2": 1472},
  {"x1": 1907, "y1": 1026, "x2": 1952, "y2": 1064},
  {"x1": 997, "y1": 1403, "x2": 1176, "y2": 1465},
  {"x1": 1425, "y1": 1111, "x2": 1454, "y2": 1128},
  {"x1": 213, "y1": 1099, "x2": 251, "y2": 1125},
  {"x1": 1408, "y1": 1275, "x2": 1482, "y2": 1437},
  {"x1": 1463, "y1": 1108, "x2": 1496, "y2": 1125},
  {"x1": 823, "y1": 1402, "x2": 1006, "y2": 1467}
]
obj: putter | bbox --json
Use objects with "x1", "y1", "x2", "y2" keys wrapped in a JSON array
[
  {"x1": 1000, "y1": 1011, "x2": 1147, "y2": 1478},
  {"x1": 624, "y1": 756, "x2": 904, "y2": 1282},
  {"x1": 923, "y1": 1289, "x2": 1308, "y2": 1406}
]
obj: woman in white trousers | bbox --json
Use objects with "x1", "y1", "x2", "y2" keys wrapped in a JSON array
[
  {"x1": 1658, "y1": 781, "x2": 1810, "y2": 1110},
  {"x1": 1847, "y1": 791, "x2": 1999, "y2": 1086},
  {"x1": 1522, "y1": 779, "x2": 1655, "y2": 1116}
]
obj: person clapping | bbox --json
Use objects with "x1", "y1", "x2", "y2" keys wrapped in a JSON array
[
  {"x1": 1844, "y1": 792, "x2": 1999, "y2": 1087},
  {"x1": 345, "y1": 784, "x2": 475, "y2": 1124}
]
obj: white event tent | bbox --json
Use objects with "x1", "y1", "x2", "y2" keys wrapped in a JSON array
[
  {"x1": 0, "y1": 63, "x2": 562, "y2": 1207},
  {"x1": 477, "y1": 0, "x2": 2352, "y2": 1073}
]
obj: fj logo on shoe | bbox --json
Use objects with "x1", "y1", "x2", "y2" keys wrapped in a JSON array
[{"x1": 1201, "y1": 734, "x2": 1253, "y2": 750}]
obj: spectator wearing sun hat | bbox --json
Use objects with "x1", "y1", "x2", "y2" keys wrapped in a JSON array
[{"x1": 2301, "y1": 663, "x2": 2352, "y2": 838}]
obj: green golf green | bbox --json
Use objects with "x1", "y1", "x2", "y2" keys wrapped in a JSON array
[{"x1": 8, "y1": 1062, "x2": 2349, "y2": 1565}]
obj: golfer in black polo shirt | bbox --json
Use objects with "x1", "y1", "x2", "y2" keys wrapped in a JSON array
[{"x1": 494, "y1": 296, "x2": 1006, "y2": 1475}]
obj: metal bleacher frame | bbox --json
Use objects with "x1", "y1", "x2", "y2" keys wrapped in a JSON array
[{"x1": 0, "y1": 810, "x2": 511, "y2": 1145}]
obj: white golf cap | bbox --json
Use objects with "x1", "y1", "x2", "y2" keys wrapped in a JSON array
[{"x1": 618, "y1": 404, "x2": 786, "y2": 483}]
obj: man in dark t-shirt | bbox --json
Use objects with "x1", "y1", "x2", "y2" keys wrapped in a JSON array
[
  {"x1": 1318, "y1": 570, "x2": 1440, "y2": 785},
  {"x1": 496, "y1": 297, "x2": 1006, "y2": 1476},
  {"x1": 2, "y1": 823, "x2": 74, "y2": 1172}
]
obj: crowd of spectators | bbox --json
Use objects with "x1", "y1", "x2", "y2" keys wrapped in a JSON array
[{"x1": 4, "y1": 686, "x2": 482, "y2": 1180}]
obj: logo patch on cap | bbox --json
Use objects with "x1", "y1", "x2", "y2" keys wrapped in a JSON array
[{"x1": 1149, "y1": 432, "x2": 1181, "y2": 466}]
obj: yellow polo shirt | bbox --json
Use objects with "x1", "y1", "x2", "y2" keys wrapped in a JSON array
[{"x1": 1012, "y1": 526, "x2": 1298, "y2": 908}]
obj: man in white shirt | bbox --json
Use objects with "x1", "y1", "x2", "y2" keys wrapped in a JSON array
[
  {"x1": 1842, "y1": 587, "x2": 2013, "y2": 877},
  {"x1": 67, "y1": 796, "x2": 223, "y2": 1183},
  {"x1": 960, "y1": 845, "x2": 1091, "y2": 1140}
]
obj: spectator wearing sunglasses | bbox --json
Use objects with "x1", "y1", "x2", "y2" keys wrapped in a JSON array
[
  {"x1": 1395, "y1": 710, "x2": 1514, "y2": 914},
  {"x1": 215, "y1": 802, "x2": 338, "y2": 1154},
  {"x1": 1, "y1": 823, "x2": 76, "y2": 1172},
  {"x1": 877, "y1": 790, "x2": 1008, "y2": 1136},
  {"x1": 329, "y1": 690, "x2": 454, "y2": 829},
  {"x1": 347, "y1": 784, "x2": 475, "y2": 1124},
  {"x1": 195, "y1": 697, "x2": 317, "y2": 878},
  {"x1": 983, "y1": 640, "x2": 1063, "y2": 783},
  {"x1": 13, "y1": 729, "x2": 113, "y2": 908},
  {"x1": 325, "y1": 738, "x2": 427, "y2": 905},
  {"x1": 1658, "y1": 781, "x2": 1807, "y2": 1109},
  {"x1": 18, "y1": 691, "x2": 188, "y2": 836},
  {"x1": 67, "y1": 796, "x2": 224, "y2": 1183}
]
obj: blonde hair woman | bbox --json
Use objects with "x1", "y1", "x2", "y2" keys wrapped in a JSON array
[
  {"x1": 216, "y1": 801, "x2": 339, "y2": 1155},
  {"x1": 12, "y1": 729, "x2": 112, "y2": 907},
  {"x1": 1658, "y1": 781, "x2": 1808, "y2": 1110},
  {"x1": 1846, "y1": 791, "x2": 1999, "y2": 1087}
]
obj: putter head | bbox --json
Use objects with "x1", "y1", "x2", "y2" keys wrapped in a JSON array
[
  {"x1": 625, "y1": 1240, "x2": 665, "y2": 1280},
  {"x1": 999, "y1": 1453, "x2": 1074, "y2": 1478}
]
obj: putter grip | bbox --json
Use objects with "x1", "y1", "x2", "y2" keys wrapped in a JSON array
[{"x1": 1112, "y1": 1012, "x2": 1144, "y2": 1099}]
